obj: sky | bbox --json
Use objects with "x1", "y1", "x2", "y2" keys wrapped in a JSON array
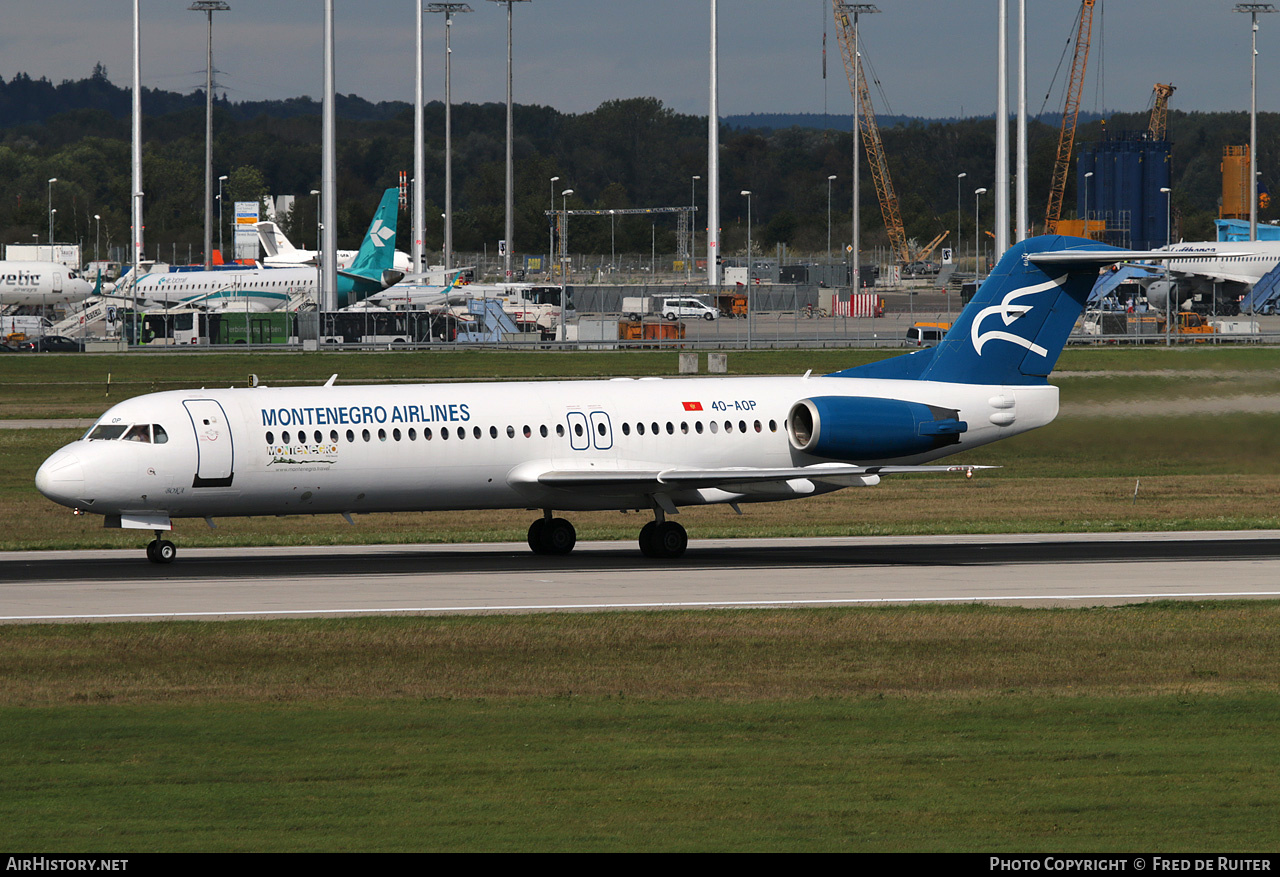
[{"x1": 0, "y1": 1, "x2": 1274, "y2": 121}]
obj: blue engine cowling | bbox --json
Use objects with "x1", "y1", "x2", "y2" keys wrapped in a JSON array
[{"x1": 787, "y1": 396, "x2": 968, "y2": 462}]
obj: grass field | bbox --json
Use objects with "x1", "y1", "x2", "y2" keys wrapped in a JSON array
[
  {"x1": 2, "y1": 606, "x2": 1279, "y2": 851},
  {"x1": 3, "y1": 346, "x2": 1280, "y2": 851}
]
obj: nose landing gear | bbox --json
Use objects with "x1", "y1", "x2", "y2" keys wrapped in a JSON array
[{"x1": 146, "y1": 531, "x2": 177, "y2": 564}]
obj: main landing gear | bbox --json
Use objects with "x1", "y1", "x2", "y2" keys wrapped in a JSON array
[
  {"x1": 528, "y1": 513, "x2": 577, "y2": 556},
  {"x1": 525, "y1": 509, "x2": 689, "y2": 559},
  {"x1": 146, "y1": 531, "x2": 177, "y2": 564},
  {"x1": 638, "y1": 519, "x2": 687, "y2": 559}
]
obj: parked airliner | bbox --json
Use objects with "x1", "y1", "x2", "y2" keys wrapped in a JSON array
[
  {"x1": 0, "y1": 261, "x2": 99, "y2": 307},
  {"x1": 126, "y1": 189, "x2": 404, "y2": 312},
  {"x1": 1140, "y1": 240, "x2": 1280, "y2": 313},
  {"x1": 36, "y1": 236, "x2": 1174, "y2": 563},
  {"x1": 257, "y1": 218, "x2": 413, "y2": 273}
]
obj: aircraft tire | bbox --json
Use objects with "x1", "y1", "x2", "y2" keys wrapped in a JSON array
[
  {"x1": 638, "y1": 521, "x2": 658, "y2": 557},
  {"x1": 652, "y1": 521, "x2": 688, "y2": 558},
  {"x1": 148, "y1": 539, "x2": 176, "y2": 564},
  {"x1": 544, "y1": 518, "x2": 577, "y2": 555},
  {"x1": 527, "y1": 519, "x2": 549, "y2": 554}
]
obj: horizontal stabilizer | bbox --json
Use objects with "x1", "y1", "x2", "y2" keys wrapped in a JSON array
[{"x1": 1027, "y1": 248, "x2": 1253, "y2": 265}]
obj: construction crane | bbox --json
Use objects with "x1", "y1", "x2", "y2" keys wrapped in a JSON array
[
  {"x1": 831, "y1": 2, "x2": 910, "y2": 265},
  {"x1": 912, "y1": 230, "x2": 950, "y2": 263},
  {"x1": 1148, "y1": 83, "x2": 1176, "y2": 141},
  {"x1": 1045, "y1": 0, "x2": 1096, "y2": 234}
]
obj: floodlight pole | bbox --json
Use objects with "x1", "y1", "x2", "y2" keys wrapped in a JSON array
[
  {"x1": 1234, "y1": 4, "x2": 1276, "y2": 241},
  {"x1": 838, "y1": 4, "x2": 879, "y2": 290},
  {"x1": 189, "y1": 2, "x2": 230, "y2": 270},
  {"x1": 488, "y1": 0, "x2": 531, "y2": 280},
  {"x1": 429, "y1": 4, "x2": 472, "y2": 271}
]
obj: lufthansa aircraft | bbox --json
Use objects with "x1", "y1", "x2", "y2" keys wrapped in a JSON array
[
  {"x1": 37, "y1": 236, "x2": 1163, "y2": 563},
  {"x1": 1124, "y1": 239, "x2": 1280, "y2": 314}
]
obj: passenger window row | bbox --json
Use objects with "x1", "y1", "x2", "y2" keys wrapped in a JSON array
[
  {"x1": 620, "y1": 419, "x2": 776, "y2": 436},
  {"x1": 264, "y1": 418, "x2": 779, "y2": 447},
  {"x1": 266, "y1": 423, "x2": 563, "y2": 445}
]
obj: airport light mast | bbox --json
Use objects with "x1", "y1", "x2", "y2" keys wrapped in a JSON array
[
  {"x1": 488, "y1": 0, "x2": 531, "y2": 281},
  {"x1": 429, "y1": 4, "x2": 472, "y2": 272},
  {"x1": 708, "y1": 0, "x2": 720, "y2": 289},
  {"x1": 1234, "y1": 3, "x2": 1276, "y2": 241},
  {"x1": 189, "y1": 1, "x2": 231, "y2": 271}
]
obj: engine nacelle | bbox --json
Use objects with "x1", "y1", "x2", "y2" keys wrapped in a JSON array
[{"x1": 787, "y1": 396, "x2": 968, "y2": 462}]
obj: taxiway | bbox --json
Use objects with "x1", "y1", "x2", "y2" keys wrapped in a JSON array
[{"x1": 3, "y1": 530, "x2": 1279, "y2": 623}]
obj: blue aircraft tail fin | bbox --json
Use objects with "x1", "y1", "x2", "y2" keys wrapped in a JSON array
[{"x1": 833, "y1": 235, "x2": 1127, "y2": 385}]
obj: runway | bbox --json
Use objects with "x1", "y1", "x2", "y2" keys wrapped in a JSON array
[{"x1": 3, "y1": 530, "x2": 1280, "y2": 623}]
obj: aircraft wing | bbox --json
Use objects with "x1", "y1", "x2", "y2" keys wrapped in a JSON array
[{"x1": 519, "y1": 463, "x2": 992, "y2": 495}]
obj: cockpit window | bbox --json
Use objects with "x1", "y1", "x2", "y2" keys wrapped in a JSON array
[
  {"x1": 86, "y1": 425, "x2": 128, "y2": 441},
  {"x1": 84, "y1": 423, "x2": 169, "y2": 443}
]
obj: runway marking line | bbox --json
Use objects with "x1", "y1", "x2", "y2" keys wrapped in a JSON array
[{"x1": 6, "y1": 590, "x2": 1280, "y2": 622}]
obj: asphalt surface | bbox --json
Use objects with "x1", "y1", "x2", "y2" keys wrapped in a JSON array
[{"x1": 4, "y1": 531, "x2": 1280, "y2": 622}]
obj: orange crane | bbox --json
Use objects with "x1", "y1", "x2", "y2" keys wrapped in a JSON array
[
  {"x1": 1045, "y1": 0, "x2": 1096, "y2": 234},
  {"x1": 1148, "y1": 83, "x2": 1176, "y2": 140},
  {"x1": 831, "y1": 1, "x2": 910, "y2": 264}
]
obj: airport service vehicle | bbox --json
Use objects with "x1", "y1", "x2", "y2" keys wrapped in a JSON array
[
  {"x1": 623, "y1": 296, "x2": 719, "y2": 321},
  {"x1": 36, "y1": 236, "x2": 1190, "y2": 564},
  {"x1": 18, "y1": 334, "x2": 84, "y2": 353},
  {"x1": 905, "y1": 323, "x2": 949, "y2": 347}
]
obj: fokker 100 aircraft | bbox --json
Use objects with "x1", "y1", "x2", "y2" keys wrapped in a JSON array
[{"x1": 35, "y1": 236, "x2": 1186, "y2": 563}]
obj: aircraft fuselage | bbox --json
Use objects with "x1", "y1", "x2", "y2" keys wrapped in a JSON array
[{"x1": 36, "y1": 375, "x2": 1056, "y2": 522}]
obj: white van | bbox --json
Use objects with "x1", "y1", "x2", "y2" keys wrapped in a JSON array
[
  {"x1": 905, "y1": 325, "x2": 945, "y2": 347},
  {"x1": 661, "y1": 298, "x2": 719, "y2": 321}
]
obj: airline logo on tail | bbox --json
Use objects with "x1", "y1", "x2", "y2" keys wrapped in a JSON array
[
  {"x1": 970, "y1": 274, "x2": 1066, "y2": 358},
  {"x1": 368, "y1": 220, "x2": 394, "y2": 248}
]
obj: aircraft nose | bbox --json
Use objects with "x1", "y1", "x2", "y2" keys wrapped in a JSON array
[{"x1": 36, "y1": 448, "x2": 85, "y2": 508}]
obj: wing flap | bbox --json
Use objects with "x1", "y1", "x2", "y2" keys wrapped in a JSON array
[{"x1": 525, "y1": 463, "x2": 992, "y2": 492}]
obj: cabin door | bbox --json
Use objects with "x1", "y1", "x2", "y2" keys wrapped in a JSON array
[{"x1": 183, "y1": 399, "x2": 235, "y2": 487}]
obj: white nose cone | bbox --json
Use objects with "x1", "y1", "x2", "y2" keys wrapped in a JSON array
[{"x1": 35, "y1": 448, "x2": 85, "y2": 508}]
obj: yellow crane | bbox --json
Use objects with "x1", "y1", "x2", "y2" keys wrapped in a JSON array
[
  {"x1": 1148, "y1": 83, "x2": 1176, "y2": 140},
  {"x1": 1045, "y1": 0, "x2": 1096, "y2": 234},
  {"x1": 912, "y1": 230, "x2": 950, "y2": 263},
  {"x1": 831, "y1": 1, "x2": 910, "y2": 264}
]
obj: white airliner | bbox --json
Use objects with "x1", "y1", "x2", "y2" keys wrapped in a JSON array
[
  {"x1": 36, "y1": 236, "x2": 1180, "y2": 564},
  {"x1": 1140, "y1": 240, "x2": 1280, "y2": 313},
  {"x1": 126, "y1": 189, "x2": 404, "y2": 312},
  {"x1": 0, "y1": 261, "x2": 99, "y2": 307},
  {"x1": 257, "y1": 219, "x2": 413, "y2": 273}
]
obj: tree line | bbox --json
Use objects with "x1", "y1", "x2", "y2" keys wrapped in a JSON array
[{"x1": 1, "y1": 68, "x2": 1275, "y2": 266}]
